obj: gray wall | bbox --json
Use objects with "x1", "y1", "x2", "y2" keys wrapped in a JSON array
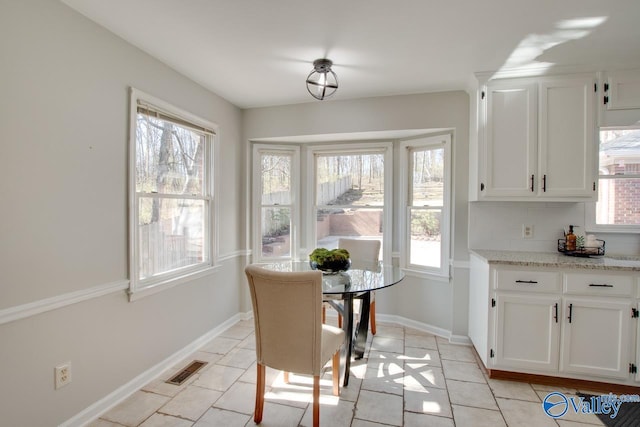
[
  {"x1": 243, "y1": 91, "x2": 471, "y2": 337},
  {"x1": 0, "y1": 1, "x2": 244, "y2": 425}
]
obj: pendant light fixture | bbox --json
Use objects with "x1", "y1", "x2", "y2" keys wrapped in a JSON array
[{"x1": 306, "y1": 59, "x2": 338, "y2": 100}]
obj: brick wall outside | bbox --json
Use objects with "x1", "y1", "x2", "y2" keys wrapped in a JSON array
[
  {"x1": 605, "y1": 164, "x2": 640, "y2": 225},
  {"x1": 317, "y1": 210, "x2": 382, "y2": 238}
]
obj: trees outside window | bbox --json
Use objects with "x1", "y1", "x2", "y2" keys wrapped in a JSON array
[{"x1": 311, "y1": 145, "x2": 391, "y2": 262}]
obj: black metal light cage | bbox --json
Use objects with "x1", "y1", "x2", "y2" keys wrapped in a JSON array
[{"x1": 306, "y1": 58, "x2": 338, "y2": 100}]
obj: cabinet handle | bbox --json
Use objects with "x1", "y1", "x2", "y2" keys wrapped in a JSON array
[
  {"x1": 515, "y1": 280, "x2": 538, "y2": 284},
  {"x1": 554, "y1": 303, "x2": 558, "y2": 323},
  {"x1": 530, "y1": 174, "x2": 535, "y2": 192},
  {"x1": 567, "y1": 303, "x2": 573, "y2": 323},
  {"x1": 542, "y1": 174, "x2": 547, "y2": 192},
  {"x1": 589, "y1": 283, "x2": 613, "y2": 287}
]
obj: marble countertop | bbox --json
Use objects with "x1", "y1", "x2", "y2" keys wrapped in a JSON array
[{"x1": 470, "y1": 249, "x2": 640, "y2": 271}]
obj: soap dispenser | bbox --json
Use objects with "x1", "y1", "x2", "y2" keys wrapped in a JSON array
[{"x1": 566, "y1": 225, "x2": 577, "y2": 251}]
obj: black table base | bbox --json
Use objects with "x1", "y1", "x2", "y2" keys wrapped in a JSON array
[{"x1": 327, "y1": 292, "x2": 371, "y2": 386}]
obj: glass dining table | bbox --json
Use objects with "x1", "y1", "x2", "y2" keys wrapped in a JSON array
[{"x1": 256, "y1": 261, "x2": 405, "y2": 386}]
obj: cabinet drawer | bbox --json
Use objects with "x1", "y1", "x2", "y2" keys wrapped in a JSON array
[
  {"x1": 564, "y1": 272, "x2": 634, "y2": 296},
  {"x1": 494, "y1": 269, "x2": 561, "y2": 293}
]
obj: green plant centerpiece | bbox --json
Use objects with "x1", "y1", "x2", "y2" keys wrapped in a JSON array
[{"x1": 309, "y1": 248, "x2": 351, "y2": 273}]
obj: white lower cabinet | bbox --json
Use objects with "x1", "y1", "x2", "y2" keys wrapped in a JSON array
[
  {"x1": 560, "y1": 296, "x2": 633, "y2": 379},
  {"x1": 469, "y1": 255, "x2": 640, "y2": 386},
  {"x1": 494, "y1": 293, "x2": 560, "y2": 371}
]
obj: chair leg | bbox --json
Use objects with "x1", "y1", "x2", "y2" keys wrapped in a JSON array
[
  {"x1": 283, "y1": 371, "x2": 289, "y2": 384},
  {"x1": 313, "y1": 375, "x2": 320, "y2": 427},
  {"x1": 370, "y1": 300, "x2": 377, "y2": 335},
  {"x1": 332, "y1": 350, "x2": 340, "y2": 396},
  {"x1": 338, "y1": 313, "x2": 342, "y2": 328},
  {"x1": 255, "y1": 363, "x2": 265, "y2": 423}
]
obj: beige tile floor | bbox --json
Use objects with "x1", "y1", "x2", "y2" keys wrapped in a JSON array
[{"x1": 89, "y1": 320, "x2": 606, "y2": 427}]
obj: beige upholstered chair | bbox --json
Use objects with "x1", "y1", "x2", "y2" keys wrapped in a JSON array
[
  {"x1": 334, "y1": 238, "x2": 381, "y2": 334},
  {"x1": 245, "y1": 264, "x2": 345, "y2": 427}
]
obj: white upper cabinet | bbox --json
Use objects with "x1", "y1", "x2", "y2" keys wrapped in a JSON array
[
  {"x1": 483, "y1": 82, "x2": 537, "y2": 197},
  {"x1": 598, "y1": 69, "x2": 640, "y2": 126},
  {"x1": 538, "y1": 77, "x2": 595, "y2": 198},
  {"x1": 473, "y1": 74, "x2": 597, "y2": 201}
]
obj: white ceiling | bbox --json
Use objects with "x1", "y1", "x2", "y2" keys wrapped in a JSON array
[{"x1": 62, "y1": 0, "x2": 640, "y2": 109}]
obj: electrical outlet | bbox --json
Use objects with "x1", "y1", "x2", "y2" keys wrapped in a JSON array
[
  {"x1": 55, "y1": 363, "x2": 72, "y2": 389},
  {"x1": 522, "y1": 224, "x2": 533, "y2": 239}
]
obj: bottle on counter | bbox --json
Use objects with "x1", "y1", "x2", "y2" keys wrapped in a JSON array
[{"x1": 566, "y1": 225, "x2": 577, "y2": 251}]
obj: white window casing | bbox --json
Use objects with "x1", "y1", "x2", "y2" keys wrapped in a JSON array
[
  {"x1": 128, "y1": 88, "x2": 219, "y2": 300},
  {"x1": 399, "y1": 134, "x2": 452, "y2": 279}
]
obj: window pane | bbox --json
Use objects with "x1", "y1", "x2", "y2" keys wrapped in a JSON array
[
  {"x1": 136, "y1": 114, "x2": 205, "y2": 195},
  {"x1": 315, "y1": 207, "x2": 383, "y2": 250},
  {"x1": 597, "y1": 129, "x2": 640, "y2": 226},
  {"x1": 600, "y1": 129, "x2": 640, "y2": 176},
  {"x1": 596, "y1": 177, "x2": 640, "y2": 225},
  {"x1": 138, "y1": 197, "x2": 206, "y2": 280},
  {"x1": 261, "y1": 153, "x2": 292, "y2": 205},
  {"x1": 411, "y1": 147, "x2": 444, "y2": 207},
  {"x1": 409, "y1": 208, "x2": 441, "y2": 268},
  {"x1": 316, "y1": 153, "x2": 384, "y2": 206},
  {"x1": 261, "y1": 207, "x2": 291, "y2": 257}
]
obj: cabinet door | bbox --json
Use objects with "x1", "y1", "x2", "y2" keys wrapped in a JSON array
[
  {"x1": 606, "y1": 69, "x2": 640, "y2": 110},
  {"x1": 483, "y1": 82, "x2": 537, "y2": 197},
  {"x1": 538, "y1": 77, "x2": 596, "y2": 198},
  {"x1": 494, "y1": 293, "x2": 561, "y2": 372},
  {"x1": 599, "y1": 69, "x2": 640, "y2": 127},
  {"x1": 561, "y1": 297, "x2": 632, "y2": 379}
]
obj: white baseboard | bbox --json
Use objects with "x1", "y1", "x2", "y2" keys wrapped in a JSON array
[
  {"x1": 61, "y1": 309, "x2": 468, "y2": 426},
  {"x1": 325, "y1": 311, "x2": 471, "y2": 345},
  {"x1": 60, "y1": 311, "x2": 252, "y2": 427}
]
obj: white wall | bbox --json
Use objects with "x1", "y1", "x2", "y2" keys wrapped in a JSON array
[
  {"x1": 469, "y1": 202, "x2": 640, "y2": 255},
  {"x1": 243, "y1": 91, "x2": 471, "y2": 337},
  {"x1": 0, "y1": 1, "x2": 244, "y2": 425}
]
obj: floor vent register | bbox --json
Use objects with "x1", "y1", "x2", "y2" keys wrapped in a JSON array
[{"x1": 165, "y1": 360, "x2": 207, "y2": 385}]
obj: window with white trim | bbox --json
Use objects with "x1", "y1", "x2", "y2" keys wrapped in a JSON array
[
  {"x1": 400, "y1": 134, "x2": 451, "y2": 278},
  {"x1": 129, "y1": 89, "x2": 216, "y2": 296},
  {"x1": 587, "y1": 127, "x2": 640, "y2": 232},
  {"x1": 252, "y1": 145, "x2": 299, "y2": 262},
  {"x1": 309, "y1": 144, "x2": 392, "y2": 261}
]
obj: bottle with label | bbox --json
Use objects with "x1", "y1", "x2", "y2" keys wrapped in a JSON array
[{"x1": 566, "y1": 225, "x2": 577, "y2": 251}]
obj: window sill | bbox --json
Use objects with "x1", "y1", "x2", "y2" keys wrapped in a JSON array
[
  {"x1": 586, "y1": 225, "x2": 640, "y2": 234},
  {"x1": 128, "y1": 265, "x2": 221, "y2": 302},
  {"x1": 401, "y1": 267, "x2": 450, "y2": 283}
]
